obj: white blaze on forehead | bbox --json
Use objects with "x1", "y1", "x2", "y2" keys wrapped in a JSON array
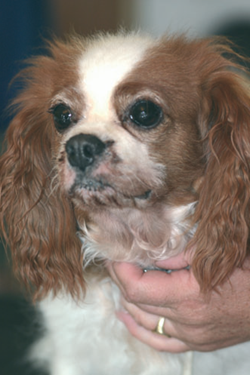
[{"x1": 78, "y1": 33, "x2": 154, "y2": 118}]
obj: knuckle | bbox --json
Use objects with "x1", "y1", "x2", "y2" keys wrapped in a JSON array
[
  {"x1": 183, "y1": 308, "x2": 208, "y2": 327},
  {"x1": 124, "y1": 285, "x2": 139, "y2": 303},
  {"x1": 134, "y1": 313, "x2": 143, "y2": 327},
  {"x1": 182, "y1": 329, "x2": 209, "y2": 347},
  {"x1": 175, "y1": 323, "x2": 209, "y2": 347}
]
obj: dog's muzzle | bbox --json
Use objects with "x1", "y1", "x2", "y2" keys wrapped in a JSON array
[{"x1": 65, "y1": 133, "x2": 152, "y2": 203}]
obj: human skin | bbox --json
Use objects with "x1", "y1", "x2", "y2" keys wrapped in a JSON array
[{"x1": 108, "y1": 254, "x2": 250, "y2": 353}]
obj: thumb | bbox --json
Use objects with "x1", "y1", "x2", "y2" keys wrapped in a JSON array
[{"x1": 110, "y1": 262, "x2": 194, "y2": 305}]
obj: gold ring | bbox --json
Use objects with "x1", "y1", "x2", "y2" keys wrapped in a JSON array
[{"x1": 154, "y1": 317, "x2": 171, "y2": 338}]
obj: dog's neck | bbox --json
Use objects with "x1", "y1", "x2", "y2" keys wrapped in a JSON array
[{"x1": 80, "y1": 202, "x2": 196, "y2": 268}]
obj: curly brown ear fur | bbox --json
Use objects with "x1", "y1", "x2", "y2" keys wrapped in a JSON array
[
  {"x1": 191, "y1": 42, "x2": 250, "y2": 290},
  {"x1": 0, "y1": 39, "x2": 85, "y2": 300}
]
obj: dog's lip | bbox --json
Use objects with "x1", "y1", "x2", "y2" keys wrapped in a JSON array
[
  {"x1": 80, "y1": 179, "x2": 108, "y2": 191},
  {"x1": 72, "y1": 178, "x2": 152, "y2": 200}
]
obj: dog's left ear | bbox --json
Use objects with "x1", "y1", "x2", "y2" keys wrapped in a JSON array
[
  {"x1": 0, "y1": 45, "x2": 86, "y2": 300},
  {"x1": 191, "y1": 47, "x2": 250, "y2": 291}
]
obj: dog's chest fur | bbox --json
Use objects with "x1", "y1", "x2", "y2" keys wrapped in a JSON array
[
  {"x1": 31, "y1": 277, "x2": 250, "y2": 375},
  {"x1": 31, "y1": 280, "x2": 187, "y2": 375},
  {"x1": 81, "y1": 203, "x2": 196, "y2": 267}
]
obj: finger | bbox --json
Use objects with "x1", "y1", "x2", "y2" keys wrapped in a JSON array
[
  {"x1": 120, "y1": 297, "x2": 181, "y2": 340},
  {"x1": 120, "y1": 297, "x2": 167, "y2": 332},
  {"x1": 135, "y1": 303, "x2": 179, "y2": 317},
  {"x1": 111, "y1": 262, "x2": 195, "y2": 305},
  {"x1": 117, "y1": 311, "x2": 189, "y2": 353},
  {"x1": 107, "y1": 262, "x2": 145, "y2": 297},
  {"x1": 106, "y1": 261, "x2": 122, "y2": 288}
]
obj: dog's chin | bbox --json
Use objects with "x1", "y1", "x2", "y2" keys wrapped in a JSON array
[{"x1": 68, "y1": 179, "x2": 152, "y2": 209}]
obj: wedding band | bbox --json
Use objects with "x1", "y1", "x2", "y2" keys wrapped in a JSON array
[{"x1": 154, "y1": 317, "x2": 171, "y2": 338}]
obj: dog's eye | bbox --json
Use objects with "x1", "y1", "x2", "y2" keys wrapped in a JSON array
[
  {"x1": 129, "y1": 100, "x2": 163, "y2": 129},
  {"x1": 49, "y1": 104, "x2": 73, "y2": 132}
]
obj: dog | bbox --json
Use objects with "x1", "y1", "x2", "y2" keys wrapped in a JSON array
[{"x1": 1, "y1": 31, "x2": 250, "y2": 374}]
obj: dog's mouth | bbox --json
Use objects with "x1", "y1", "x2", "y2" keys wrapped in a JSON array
[
  {"x1": 69, "y1": 177, "x2": 152, "y2": 204},
  {"x1": 77, "y1": 178, "x2": 108, "y2": 192}
]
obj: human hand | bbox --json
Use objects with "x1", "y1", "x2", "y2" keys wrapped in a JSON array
[{"x1": 108, "y1": 254, "x2": 250, "y2": 353}]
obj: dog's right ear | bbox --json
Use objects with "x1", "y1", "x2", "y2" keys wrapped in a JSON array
[
  {"x1": 191, "y1": 39, "x2": 250, "y2": 291},
  {"x1": 0, "y1": 47, "x2": 85, "y2": 300}
]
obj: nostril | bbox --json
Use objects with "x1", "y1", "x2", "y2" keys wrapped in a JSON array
[
  {"x1": 65, "y1": 143, "x2": 78, "y2": 167},
  {"x1": 83, "y1": 144, "x2": 94, "y2": 160}
]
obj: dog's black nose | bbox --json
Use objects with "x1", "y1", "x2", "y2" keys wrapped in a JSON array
[{"x1": 65, "y1": 134, "x2": 106, "y2": 171}]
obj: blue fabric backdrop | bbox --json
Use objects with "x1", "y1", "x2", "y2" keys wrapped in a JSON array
[{"x1": 0, "y1": 0, "x2": 55, "y2": 132}]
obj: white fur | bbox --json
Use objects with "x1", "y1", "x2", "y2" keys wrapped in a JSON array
[
  {"x1": 79, "y1": 33, "x2": 154, "y2": 119},
  {"x1": 81, "y1": 203, "x2": 196, "y2": 267},
  {"x1": 30, "y1": 277, "x2": 250, "y2": 375},
  {"x1": 31, "y1": 279, "x2": 187, "y2": 375}
]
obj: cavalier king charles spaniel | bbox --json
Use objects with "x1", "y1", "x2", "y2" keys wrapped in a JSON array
[{"x1": 1, "y1": 31, "x2": 250, "y2": 374}]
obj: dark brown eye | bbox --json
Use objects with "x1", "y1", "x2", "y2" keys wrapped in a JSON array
[
  {"x1": 129, "y1": 100, "x2": 163, "y2": 129},
  {"x1": 49, "y1": 104, "x2": 73, "y2": 132}
]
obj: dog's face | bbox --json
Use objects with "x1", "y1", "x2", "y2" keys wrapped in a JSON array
[{"x1": 50, "y1": 34, "x2": 204, "y2": 215}]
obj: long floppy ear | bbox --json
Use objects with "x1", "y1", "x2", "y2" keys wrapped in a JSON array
[
  {"x1": 191, "y1": 44, "x2": 250, "y2": 291},
  {"x1": 0, "y1": 48, "x2": 85, "y2": 300}
]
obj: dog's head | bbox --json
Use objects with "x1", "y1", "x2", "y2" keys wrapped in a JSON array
[{"x1": 1, "y1": 33, "x2": 250, "y2": 299}]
